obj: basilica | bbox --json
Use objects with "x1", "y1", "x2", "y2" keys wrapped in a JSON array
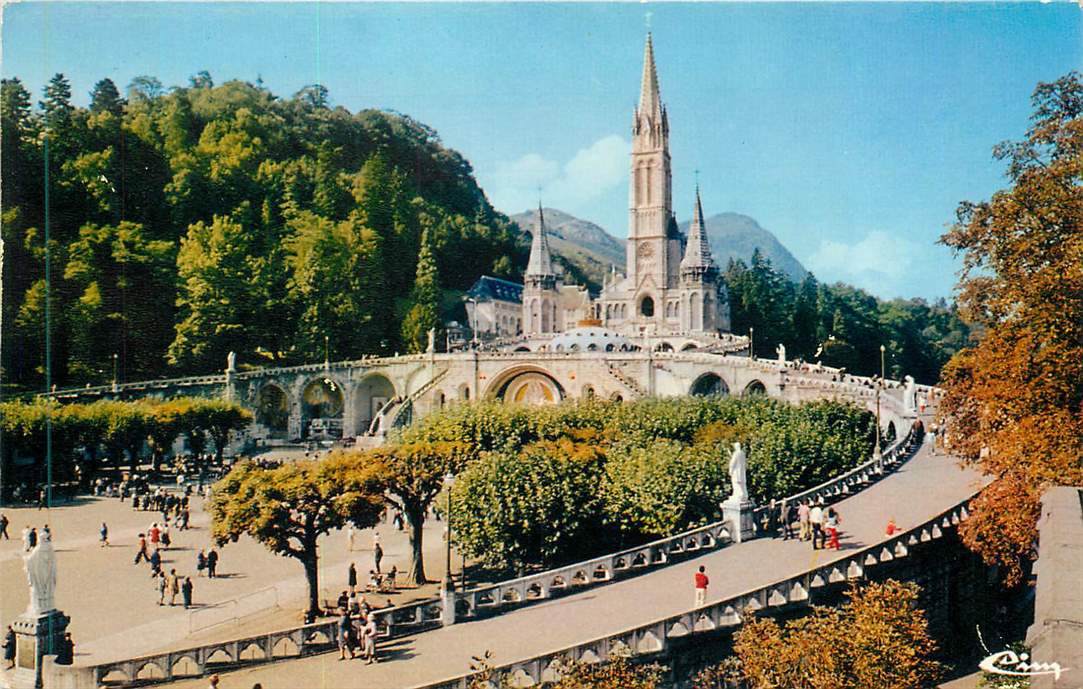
[{"x1": 469, "y1": 35, "x2": 731, "y2": 350}]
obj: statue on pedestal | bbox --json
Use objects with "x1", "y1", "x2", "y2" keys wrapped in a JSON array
[
  {"x1": 226, "y1": 351, "x2": 236, "y2": 372},
  {"x1": 776, "y1": 343, "x2": 786, "y2": 366},
  {"x1": 728, "y1": 441, "x2": 748, "y2": 504},
  {"x1": 427, "y1": 328, "x2": 436, "y2": 354},
  {"x1": 23, "y1": 538, "x2": 57, "y2": 616},
  {"x1": 904, "y1": 375, "x2": 916, "y2": 412}
]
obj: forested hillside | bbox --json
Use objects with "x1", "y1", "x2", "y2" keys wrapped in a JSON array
[
  {"x1": 2, "y1": 73, "x2": 524, "y2": 392},
  {"x1": 725, "y1": 250, "x2": 970, "y2": 384}
]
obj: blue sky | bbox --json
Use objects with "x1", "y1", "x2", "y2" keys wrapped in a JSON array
[{"x1": 3, "y1": 2, "x2": 1080, "y2": 300}]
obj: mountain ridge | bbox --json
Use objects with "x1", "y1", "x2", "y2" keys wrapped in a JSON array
[{"x1": 509, "y1": 208, "x2": 807, "y2": 290}]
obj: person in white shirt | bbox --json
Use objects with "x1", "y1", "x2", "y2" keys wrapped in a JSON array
[{"x1": 809, "y1": 502, "x2": 825, "y2": 550}]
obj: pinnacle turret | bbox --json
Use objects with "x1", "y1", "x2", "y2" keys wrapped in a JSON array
[
  {"x1": 638, "y1": 33, "x2": 663, "y2": 121},
  {"x1": 681, "y1": 185, "x2": 717, "y2": 275},
  {"x1": 526, "y1": 204, "x2": 555, "y2": 280}
]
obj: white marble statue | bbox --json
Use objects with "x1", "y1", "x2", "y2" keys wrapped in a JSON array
[
  {"x1": 23, "y1": 536, "x2": 57, "y2": 615},
  {"x1": 426, "y1": 328, "x2": 436, "y2": 354},
  {"x1": 904, "y1": 375, "x2": 916, "y2": 413},
  {"x1": 776, "y1": 343, "x2": 786, "y2": 365},
  {"x1": 226, "y1": 351, "x2": 236, "y2": 372},
  {"x1": 728, "y1": 441, "x2": 749, "y2": 503}
]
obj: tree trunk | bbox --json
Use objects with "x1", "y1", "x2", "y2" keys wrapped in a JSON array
[
  {"x1": 302, "y1": 548, "x2": 320, "y2": 617},
  {"x1": 406, "y1": 504, "x2": 427, "y2": 586}
]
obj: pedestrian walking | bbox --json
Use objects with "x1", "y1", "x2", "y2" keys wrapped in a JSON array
[
  {"x1": 21, "y1": 525, "x2": 31, "y2": 551},
  {"x1": 825, "y1": 508, "x2": 841, "y2": 550},
  {"x1": 3, "y1": 625, "x2": 15, "y2": 669},
  {"x1": 99, "y1": 522, "x2": 109, "y2": 547},
  {"x1": 168, "y1": 569, "x2": 181, "y2": 606},
  {"x1": 0, "y1": 513, "x2": 10, "y2": 539},
  {"x1": 134, "y1": 533, "x2": 150, "y2": 564},
  {"x1": 156, "y1": 571, "x2": 167, "y2": 606},
  {"x1": 373, "y1": 541, "x2": 383, "y2": 574},
  {"x1": 346, "y1": 525, "x2": 356, "y2": 552},
  {"x1": 781, "y1": 501, "x2": 795, "y2": 540},
  {"x1": 27, "y1": 526, "x2": 38, "y2": 550},
  {"x1": 150, "y1": 548, "x2": 163, "y2": 577},
  {"x1": 348, "y1": 562, "x2": 358, "y2": 594},
  {"x1": 362, "y1": 614, "x2": 378, "y2": 664},
  {"x1": 42, "y1": 524, "x2": 51, "y2": 541},
  {"x1": 149, "y1": 523, "x2": 161, "y2": 548},
  {"x1": 55, "y1": 633, "x2": 73, "y2": 665},
  {"x1": 207, "y1": 549, "x2": 219, "y2": 578},
  {"x1": 161, "y1": 525, "x2": 171, "y2": 549},
  {"x1": 197, "y1": 549, "x2": 207, "y2": 577},
  {"x1": 182, "y1": 577, "x2": 194, "y2": 609},
  {"x1": 809, "y1": 502, "x2": 824, "y2": 550},
  {"x1": 337, "y1": 610, "x2": 355, "y2": 660},
  {"x1": 208, "y1": 674, "x2": 220, "y2": 689},
  {"x1": 797, "y1": 501, "x2": 811, "y2": 541},
  {"x1": 885, "y1": 517, "x2": 900, "y2": 536},
  {"x1": 694, "y1": 565, "x2": 709, "y2": 607}
]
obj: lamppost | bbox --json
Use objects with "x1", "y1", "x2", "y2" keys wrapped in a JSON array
[
  {"x1": 875, "y1": 344, "x2": 885, "y2": 470},
  {"x1": 324, "y1": 335, "x2": 330, "y2": 368},
  {"x1": 748, "y1": 327, "x2": 755, "y2": 359},
  {"x1": 112, "y1": 352, "x2": 119, "y2": 392},
  {"x1": 441, "y1": 471, "x2": 457, "y2": 626}
]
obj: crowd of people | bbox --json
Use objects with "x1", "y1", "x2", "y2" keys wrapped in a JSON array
[{"x1": 760, "y1": 498, "x2": 844, "y2": 550}]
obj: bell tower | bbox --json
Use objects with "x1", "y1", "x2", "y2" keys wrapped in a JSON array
[{"x1": 628, "y1": 33, "x2": 674, "y2": 289}]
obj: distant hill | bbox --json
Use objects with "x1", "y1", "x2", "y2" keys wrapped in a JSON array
[
  {"x1": 510, "y1": 208, "x2": 807, "y2": 289},
  {"x1": 678, "y1": 212, "x2": 808, "y2": 282},
  {"x1": 510, "y1": 208, "x2": 626, "y2": 290}
]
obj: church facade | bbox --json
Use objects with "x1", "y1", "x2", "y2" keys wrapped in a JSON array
[{"x1": 521, "y1": 34, "x2": 731, "y2": 341}]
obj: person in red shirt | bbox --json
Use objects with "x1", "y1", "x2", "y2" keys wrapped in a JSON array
[
  {"x1": 694, "y1": 566, "x2": 709, "y2": 607},
  {"x1": 885, "y1": 517, "x2": 899, "y2": 536}
]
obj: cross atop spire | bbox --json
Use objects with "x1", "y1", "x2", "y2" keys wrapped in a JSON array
[
  {"x1": 681, "y1": 184, "x2": 715, "y2": 273},
  {"x1": 638, "y1": 33, "x2": 663, "y2": 120},
  {"x1": 526, "y1": 203, "x2": 555, "y2": 279}
]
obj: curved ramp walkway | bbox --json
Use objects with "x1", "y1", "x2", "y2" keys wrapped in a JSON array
[{"x1": 163, "y1": 438, "x2": 985, "y2": 689}]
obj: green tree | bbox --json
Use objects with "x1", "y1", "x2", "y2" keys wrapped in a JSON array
[
  {"x1": 208, "y1": 454, "x2": 386, "y2": 616},
  {"x1": 370, "y1": 441, "x2": 469, "y2": 585},
  {"x1": 89, "y1": 79, "x2": 124, "y2": 116},
  {"x1": 402, "y1": 228, "x2": 441, "y2": 353}
]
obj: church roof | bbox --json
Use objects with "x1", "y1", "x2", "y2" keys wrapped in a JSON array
[
  {"x1": 467, "y1": 275, "x2": 523, "y2": 304},
  {"x1": 525, "y1": 204, "x2": 556, "y2": 278},
  {"x1": 681, "y1": 185, "x2": 715, "y2": 270}
]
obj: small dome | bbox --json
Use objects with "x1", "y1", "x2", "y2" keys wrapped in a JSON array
[{"x1": 549, "y1": 327, "x2": 636, "y2": 353}]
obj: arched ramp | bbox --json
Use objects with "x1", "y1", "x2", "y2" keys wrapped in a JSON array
[
  {"x1": 690, "y1": 373, "x2": 730, "y2": 397},
  {"x1": 485, "y1": 366, "x2": 566, "y2": 405}
]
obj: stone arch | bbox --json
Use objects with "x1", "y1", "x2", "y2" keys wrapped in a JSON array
[
  {"x1": 255, "y1": 383, "x2": 289, "y2": 437},
  {"x1": 654, "y1": 341, "x2": 674, "y2": 352},
  {"x1": 639, "y1": 295, "x2": 655, "y2": 318},
  {"x1": 611, "y1": 392, "x2": 624, "y2": 403},
  {"x1": 582, "y1": 385, "x2": 596, "y2": 399},
  {"x1": 301, "y1": 377, "x2": 345, "y2": 439},
  {"x1": 459, "y1": 383, "x2": 471, "y2": 401},
  {"x1": 353, "y1": 373, "x2": 396, "y2": 436},
  {"x1": 743, "y1": 379, "x2": 767, "y2": 396},
  {"x1": 886, "y1": 420, "x2": 897, "y2": 444},
  {"x1": 486, "y1": 365, "x2": 565, "y2": 405},
  {"x1": 690, "y1": 373, "x2": 730, "y2": 397},
  {"x1": 514, "y1": 345, "x2": 531, "y2": 352},
  {"x1": 681, "y1": 342, "x2": 699, "y2": 351},
  {"x1": 435, "y1": 390, "x2": 446, "y2": 409}
]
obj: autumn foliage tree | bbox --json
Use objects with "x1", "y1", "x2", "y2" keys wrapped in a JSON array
[
  {"x1": 208, "y1": 453, "x2": 386, "y2": 616},
  {"x1": 725, "y1": 580, "x2": 941, "y2": 689},
  {"x1": 937, "y1": 72, "x2": 1083, "y2": 585}
]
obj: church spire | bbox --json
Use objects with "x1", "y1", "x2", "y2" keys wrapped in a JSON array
[
  {"x1": 526, "y1": 204, "x2": 555, "y2": 280},
  {"x1": 681, "y1": 185, "x2": 716, "y2": 274},
  {"x1": 638, "y1": 33, "x2": 663, "y2": 121}
]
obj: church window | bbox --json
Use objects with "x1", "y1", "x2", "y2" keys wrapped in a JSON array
[{"x1": 640, "y1": 296, "x2": 655, "y2": 318}]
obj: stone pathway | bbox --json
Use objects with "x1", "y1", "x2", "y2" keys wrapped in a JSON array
[{"x1": 160, "y1": 440, "x2": 985, "y2": 689}]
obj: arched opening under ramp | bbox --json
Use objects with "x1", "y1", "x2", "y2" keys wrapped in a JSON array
[
  {"x1": 681, "y1": 343, "x2": 699, "y2": 351},
  {"x1": 487, "y1": 366, "x2": 566, "y2": 405},
  {"x1": 690, "y1": 373, "x2": 730, "y2": 397},
  {"x1": 354, "y1": 373, "x2": 396, "y2": 435},
  {"x1": 654, "y1": 341, "x2": 674, "y2": 352},
  {"x1": 742, "y1": 380, "x2": 768, "y2": 397},
  {"x1": 255, "y1": 384, "x2": 289, "y2": 437},
  {"x1": 301, "y1": 377, "x2": 344, "y2": 439}
]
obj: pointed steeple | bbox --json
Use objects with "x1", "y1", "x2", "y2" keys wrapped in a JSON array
[
  {"x1": 681, "y1": 185, "x2": 716, "y2": 274},
  {"x1": 526, "y1": 204, "x2": 555, "y2": 279},
  {"x1": 638, "y1": 33, "x2": 663, "y2": 120}
]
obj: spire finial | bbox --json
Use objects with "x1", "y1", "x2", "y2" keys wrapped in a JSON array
[{"x1": 639, "y1": 32, "x2": 662, "y2": 118}]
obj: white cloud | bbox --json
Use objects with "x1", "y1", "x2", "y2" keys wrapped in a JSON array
[
  {"x1": 484, "y1": 135, "x2": 630, "y2": 215},
  {"x1": 805, "y1": 230, "x2": 917, "y2": 297}
]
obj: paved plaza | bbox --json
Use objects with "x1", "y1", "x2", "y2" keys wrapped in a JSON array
[
  {"x1": 153, "y1": 439, "x2": 984, "y2": 689},
  {"x1": 0, "y1": 479, "x2": 451, "y2": 674}
]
